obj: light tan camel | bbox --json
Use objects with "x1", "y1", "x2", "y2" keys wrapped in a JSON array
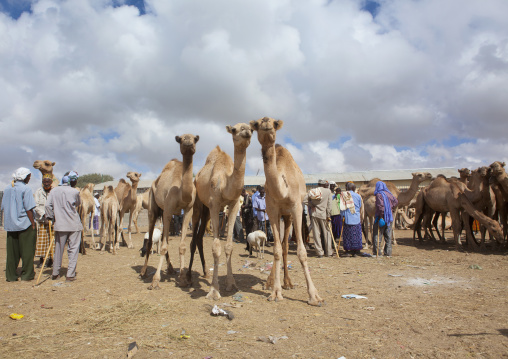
[
  {"x1": 33, "y1": 160, "x2": 59, "y2": 188},
  {"x1": 186, "y1": 123, "x2": 252, "y2": 298},
  {"x1": 79, "y1": 183, "x2": 97, "y2": 251},
  {"x1": 251, "y1": 117, "x2": 323, "y2": 306},
  {"x1": 132, "y1": 189, "x2": 150, "y2": 234},
  {"x1": 99, "y1": 185, "x2": 119, "y2": 254},
  {"x1": 489, "y1": 161, "x2": 508, "y2": 242},
  {"x1": 139, "y1": 134, "x2": 199, "y2": 290},
  {"x1": 413, "y1": 176, "x2": 503, "y2": 250},
  {"x1": 115, "y1": 172, "x2": 142, "y2": 249},
  {"x1": 360, "y1": 172, "x2": 433, "y2": 247}
]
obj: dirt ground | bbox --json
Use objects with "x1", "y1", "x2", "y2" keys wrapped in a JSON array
[{"x1": 1, "y1": 227, "x2": 508, "y2": 359}]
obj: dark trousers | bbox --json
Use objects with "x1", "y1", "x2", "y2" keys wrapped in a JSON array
[
  {"x1": 233, "y1": 216, "x2": 245, "y2": 242},
  {"x1": 6, "y1": 225, "x2": 36, "y2": 281},
  {"x1": 258, "y1": 220, "x2": 274, "y2": 242}
]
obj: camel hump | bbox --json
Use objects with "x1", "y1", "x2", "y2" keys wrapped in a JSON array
[
  {"x1": 119, "y1": 178, "x2": 127, "y2": 184},
  {"x1": 162, "y1": 159, "x2": 180, "y2": 172}
]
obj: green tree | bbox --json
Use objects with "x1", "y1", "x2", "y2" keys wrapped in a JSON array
[{"x1": 76, "y1": 173, "x2": 114, "y2": 188}]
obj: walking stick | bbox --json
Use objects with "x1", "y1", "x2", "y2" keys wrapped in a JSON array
[
  {"x1": 327, "y1": 220, "x2": 339, "y2": 259},
  {"x1": 36, "y1": 220, "x2": 54, "y2": 285}
]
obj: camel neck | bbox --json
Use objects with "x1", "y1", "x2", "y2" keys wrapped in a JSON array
[
  {"x1": 181, "y1": 154, "x2": 194, "y2": 203},
  {"x1": 261, "y1": 144, "x2": 286, "y2": 199},
  {"x1": 397, "y1": 178, "x2": 419, "y2": 206},
  {"x1": 224, "y1": 147, "x2": 247, "y2": 199}
]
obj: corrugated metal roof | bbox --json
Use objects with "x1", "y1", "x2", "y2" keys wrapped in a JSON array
[{"x1": 93, "y1": 167, "x2": 459, "y2": 190}]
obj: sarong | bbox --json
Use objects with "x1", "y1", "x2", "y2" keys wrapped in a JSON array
[
  {"x1": 35, "y1": 222, "x2": 55, "y2": 258},
  {"x1": 330, "y1": 214, "x2": 342, "y2": 240},
  {"x1": 93, "y1": 215, "x2": 100, "y2": 230},
  {"x1": 342, "y1": 223, "x2": 363, "y2": 251}
]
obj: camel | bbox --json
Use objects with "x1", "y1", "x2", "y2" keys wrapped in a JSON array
[
  {"x1": 115, "y1": 172, "x2": 142, "y2": 249},
  {"x1": 489, "y1": 161, "x2": 508, "y2": 242},
  {"x1": 360, "y1": 172, "x2": 433, "y2": 247},
  {"x1": 140, "y1": 134, "x2": 199, "y2": 290},
  {"x1": 250, "y1": 117, "x2": 323, "y2": 306},
  {"x1": 413, "y1": 176, "x2": 503, "y2": 250},
  {"x1": 185, "y1": 123, "x2": 252, "y2": 298},
  {"x1": 79, "y1": 183, "x2": 97, "y2": 252},
  {"x1": 458, "y1": 168, "x2": 471, "y2": 185},
  {"x1": 99, "y1": 185, "x2": 119, "y2": 254},
  {"x1": 132, "y1": 189, "x2": 150, "y2": 234},
  {"x1": 33, "y1": 160, "x2": 59, "y2": 188}
]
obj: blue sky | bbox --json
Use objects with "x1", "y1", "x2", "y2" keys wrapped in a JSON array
[{"x1": 0, "y1": 0, "x2": 507, "y2": 188}]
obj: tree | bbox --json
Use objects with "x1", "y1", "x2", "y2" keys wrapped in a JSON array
[{"x1": 76, "y1": 173, "x2": 114, "y2": 188}]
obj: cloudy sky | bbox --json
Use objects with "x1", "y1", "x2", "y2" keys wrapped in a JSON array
[{"x1": 1, "y1": 0, "x2": 507, "y2": 189}]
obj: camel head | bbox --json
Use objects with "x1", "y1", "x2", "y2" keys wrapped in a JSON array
[
  {"x1": 458, "y1": 168, "x2": 471, "y2": 180},
  {"x1": 226, "y1": 123, "x2": 252, "y2": 150},
  {"x1": 83, "y1": 183, "x2": 95, "y2": 192},
  {"x1": 33, "y1": 160, "x2": 56, "y2": 174},
  {"x1": 489, "y1": 161, "x2": 506, "y2": 177},
  {"x1": 127, "y1": 171, "x2": 142, "y2": 183},
  {"x1": 411, "y1": 172, "x2": 433, "y2": 184},
  {"x1": 175, "y1": 134, "x2": 199, "y2": 156},
  {"x1": 250, "y1": 117, "x2": 283, "y2": 147}
]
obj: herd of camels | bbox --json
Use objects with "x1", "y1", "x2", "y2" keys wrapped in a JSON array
[{"x1": 31, "y1": 117, "x2": 508, "y2": 306}]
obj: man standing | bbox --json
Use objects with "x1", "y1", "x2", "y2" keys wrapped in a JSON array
[
  {"x1": 253, "y1": 187, "x2": 273, "y2": 243},
  {"x1": 241, "y1": 188, "x2": 253, "y2": 236},
  {"x1": 372, "y1": 181, "x2": 398, "y2": 257},
  {"x1": 330, "y1": 185, "x2": 342, "y2": 241},
  {"x1": 45, "y1": 171, "x2": 83, "y2": 281},
  {"x1": 303, "y1": 179, "x2": 333, "y2": 258},
  {"x1": 34, "y1": 174, "x2": 55, "y2": 268},
  {"x1": 92, "y1": 192, "x2": 100, "y2": 236},
  {"x1": 251, "y1": 186, "x2": 261, "y2": 231},
  {"x1": 2, "y1": 167, "x2": 37, "y2": 282}
]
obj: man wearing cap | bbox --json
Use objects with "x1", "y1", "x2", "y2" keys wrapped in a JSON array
[
  {"x1": 45, "y1": 171, "x2": 83, "y2": 281},
  {"x1": 2, "y1": 167, "x2": 37, "y2": 281},
  {"x1": 303, "y1": 179, "x2": 333, "y2": 258}
]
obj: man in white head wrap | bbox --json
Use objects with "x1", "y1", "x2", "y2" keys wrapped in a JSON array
[{"x1": 2, "y1": 167, "x2": 37, "y2": 281}]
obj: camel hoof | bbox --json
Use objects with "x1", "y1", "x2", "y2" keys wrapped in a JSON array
[
  {"x1": 148, "y1": 284, "x2": 161, "y2": 290},
  {"x1": 206, "y1": 290, "x2": 221, "y2": 301},
  {"x1": 308, "y1": 298, "x2": 324, "y2": 307},
  {"x1": 226, "y1": 284, "x2": 238, "y2": 292},
  {"x1": 282, "y1": 284, "x2": 294, "y2": 290}
]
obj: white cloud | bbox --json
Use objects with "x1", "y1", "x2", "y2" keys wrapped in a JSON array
[{"x1": 1, "y1": 0, "x2": 508, "y2": 190}]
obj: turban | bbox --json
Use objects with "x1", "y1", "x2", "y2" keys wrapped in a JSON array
[
  {"x1": 43, "y1": 174, "x2": 53, "y2": 179},
  {"x1": 12, "y1": 167, "x2": 31, "y2": 181}
]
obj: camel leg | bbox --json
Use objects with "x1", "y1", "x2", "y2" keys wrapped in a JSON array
[
  {"x1": 224, "y1": 201, "x2": 239, "y2": 292},
  {"x1": 127, "y1": 211, "x2": 134, "y2": 248},
  {"x1": 197, "y1": 207, "x2": 210, "y2": 278},
  {"x1": 450, "y1": 209, "x2": 463, "y2": 251},
  {"x1": 148, "y1": 211, "x2": 173, "y2": 290},
  {"x1": 178, "y1": 207, "x2": 193, "y2": 287},
  {"x1": 116, "y1": 210, "x2": 125, "y2": 249},
  {"x1": 266, "y1": 208, "x2": 284, "y2": 302},
  {"x1": 282, "y1": 215, "x2": 294, "y2": 290},
  {"x1": 140, "y1": 193, "x2": 158, "y2": 278},
  {"x1": 292, "y1": 204, "x2": 323, "y2": 306},
  {"x1": 207, "y1": 206, "x2": 222, "y2": 300}
]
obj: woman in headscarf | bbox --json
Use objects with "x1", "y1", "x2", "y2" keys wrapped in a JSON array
[
  {"x1": 340, "y1": 182, "x2": 364, "y2": 257},
  {"x1": 372, "y1": 181, "x2": 398, "y2": 257},
  {"x1": 2, "y1": 167, "x2": 37, "y2": 281},
  {"x1": 34, "y1": 174, "x2": 55, "y2": 268}
]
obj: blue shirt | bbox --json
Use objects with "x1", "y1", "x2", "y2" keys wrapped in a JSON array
[
  {"x1": 1, "y1": 181, "x2": 36, "y2": 232},
  {"x1": 251, "y1": 191, "x2": 260, "y2": 216},
  {"x1": 340, "y1": 191, "x2": 362, "y2": 225},
  {"x1": 253, "y1": 195, "x2": 269, "y2": 221}
]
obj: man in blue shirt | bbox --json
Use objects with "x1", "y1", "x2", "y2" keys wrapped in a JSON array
[
  {"x1": 2, "y1": 167, "x2": 37, "y2": 281},
  {"x1": 251, "y1": 185, "x2": 261, "y2": 231},
  {"x1": 253, "y1": 187, "x2": 273, "y2": 243}
]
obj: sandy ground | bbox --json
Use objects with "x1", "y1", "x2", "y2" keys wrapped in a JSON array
[{"x1": 1, "y1": 227, "x2": 508, "y2": 359}]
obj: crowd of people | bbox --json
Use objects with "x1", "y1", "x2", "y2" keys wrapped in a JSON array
[{"x1": 2, "y1": 166, "x2": 399, "y2": 282}]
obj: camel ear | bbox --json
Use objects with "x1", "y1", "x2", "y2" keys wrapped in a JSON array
[
  {"x1": 274, "y1": 119, "x2": 284, "y2": 131},
  {"x1": 250, "y1": 120, "x2": 259, "y2": 131},
  {"x1": 194, "y1": 135, "x2": 199, "y2": 143},
  {"x1": 502, "y1": 162, "x2": 506, "y2": 168},
  {"x1": 411, "y1": 172, "x2": 416, "y2": 177},
  {"x1": 226, "y1": 125, "x2": 234, "y2": 134},
  {"x1": 138, "y1": 173, "x2": 142, "y2": 178},
  {"x1": 175, "y1": 136, "x2": 181, "y2": 143},
  {"x1": 52, "y1": 162, "x2": 56, "y2": 166}
]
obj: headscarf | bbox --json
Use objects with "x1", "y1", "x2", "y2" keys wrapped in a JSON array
[
  {"x1": 374, "y1": 181, "x2": 394, "y2": 225},
  {"x1": 60, "y1": 171, "x2": 78, "y2": 185},
  {"x1": 11, "y1": 167, "x2": 31, "y2": 186},
  {"x1": 43, "y1": 174, "x2": 53, "y2": 179}
]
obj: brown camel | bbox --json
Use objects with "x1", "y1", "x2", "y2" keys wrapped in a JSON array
[
  {"x1": 115, "y1": 172, "x2": 142, "y2": 249},
  {"x1": 79, "y1": 183, "x2": 97, "y2": 252},
  {"x1": 186, "y1": 123, "x2": 252, "y2": 298},
  {"x1": 132, "y1": 189, "x2": 150, "y2": 234},
  {"x1": 140, "y1": 134, "x2": 199, "y2": 290},
  {"x1": 251, "y1": 117, "x2": 323, "y2": 306},
  {"x1": 360, "y1": 172, "x2": 433, "y2": 247},
  {"x1": 489, "y1": 161, "x2": 508, "y2": 242},
  {"x1": 33, "y1": 160, "x2": 59, "y2": 188},
  {"x1": 99, "y1": 185, "x2": 119, "y2": 254},
  {"x1": 413, "y1": 176, "x2": 503, "y2": 250},
  {"x1": 458, "y1": 168, "x2": 471, "y2": 185}
]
